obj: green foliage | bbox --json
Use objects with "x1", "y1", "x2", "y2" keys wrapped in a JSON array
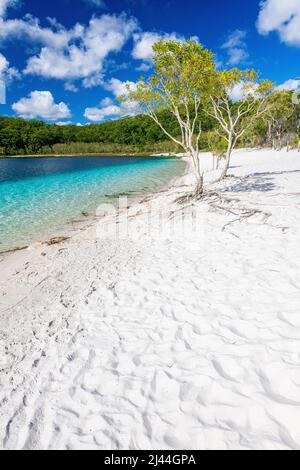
[
  {"x1": 0, "y1": 88, "x2": 298, "y2": 156},
  {"x1": 124, "y1": 38, "x2": 216, "y2": 161},
  {"x1": 128, "y1": 39, "x2": 215, "y2": 114},
  {"x1": 202, "y1": 130, "x2": 227, "y2": 157},
  {"x1": 263, "y1": 90, "x2": 298, "y2": 149},
  {"x1": 208, "y1": 68, "x2": 275, "y2": 146},
  {"x1": 240, "y1": 90, "x2": 300, "y2": 149},
  {"x1": 47, "y1": 140, "x2": 181, "y2": 156},
  {"x1": 0, "y1": 38, "x2": 298, "y2": 158},
  {"x1": 0, "y1": 113, "x2": 184, "y2": 156}
]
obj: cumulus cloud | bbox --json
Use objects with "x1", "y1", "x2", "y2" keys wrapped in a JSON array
[
  {"x1": 0, "y1": 0, "x2": 18, "y2": 17},
  {"x1": 229, "y1": 83, "x2": 248, "y2": 102},
  {"x1": 257, "y1": 0, "x2": 300, "y2": 47},
  {"x1": 24, "y1": 15, "x2": 138, "y2": 83},
  {"x1": 56, "y1": 121, "x2": 83, "y2": 126},
  {"x1": 82, "y1": 72, "x2": 103, "y2": 89},
  {"x1": 55, "y1": 121, "x2": 73, "y2": 126},
  {"x1": 276, "y1": 78, "x2": 300, "y2": 91},
  {"x1": 132, "y1": 31, "x2": 185, "y2": 69},
  {"x1": 0, "y1": 51, "x2": 19, "y2": 81},
  {"x1": 0, "y1": 10, "x2": 138, "y2": 87},
  {"x1": 103, "y1": 77, "x2": 137, "y2": 97},
  {"x1": 12, "y1": 91, "x2": 71, "y2": 121},
  {"x1": 84, "y1": 0, "x2": 106, "y2": 7},
  {"x1": 0, "y1": 52, "x2": 9, "y2": 75},
  {"x1": 132, "y1": 32, "x2": 160, "y2": 62},
  {"x1": 64, "y1": 82, "x2": 79, "y2": 93},
  {"x1": 228, "y1": 82, "x2": 259, "y2": 102},
  {"x1": 84, "y1": 78, "x2": 139, "y2": 122},
  {"x1": 221, "y1": 30, "x2": 249, "y2": 65},
  {"x1": 84, "y1": 97, "x2": 122, "y2": 122},
  {"x1": 0, "y1": 15, "x2": 74, "y2": 49},
  {"x1": 0, "y1": 3, "x2": 186, "y2": 94}
]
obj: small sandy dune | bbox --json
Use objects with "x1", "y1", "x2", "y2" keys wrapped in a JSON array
[{"x1": 0, "y1": 149, "x2": 300, "y2": 450}]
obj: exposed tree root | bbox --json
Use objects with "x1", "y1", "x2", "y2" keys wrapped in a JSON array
[
  {"x1": 208, "y1": 192, "x2": 290, "y2": 233},
  {"x1": 203, "y1": 191, "x2": 273, "y2": 231},
  {"x1": 220, "y1": 208, "x2": 271, "y2": 232},
  {"x1": 175, "y1": 182, "x2": 289, "y2": 234},
  {"x1": 175, "y1": 191, "x2": 204, "y2": 204},
  {"x1": 175, "y1": 181, "x2": 206, "y2": 204}
]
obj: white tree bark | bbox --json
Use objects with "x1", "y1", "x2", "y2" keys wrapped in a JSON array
[
  {"x1": 146, "y1": 96, "x2": 204, "y2": 194},
  {"x1": 207, "y1": 94, "x2": 271, "y2": 180}
]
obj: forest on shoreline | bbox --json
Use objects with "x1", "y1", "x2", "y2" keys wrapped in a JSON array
[
  {"x1": 0, "y1": 112, "x2": 183, "y2": 157},
  {"x1": 0, "y1": 89, "x2": 299, "y2": 157}
]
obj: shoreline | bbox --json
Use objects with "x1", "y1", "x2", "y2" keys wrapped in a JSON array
[
  {"x1": 0, "y1": 156, "x2": 189, "y2": 257},
  {"x1": 0, "y1": 153, "x2": 181, "y2": 159},
  {"x1": 1, "y1": 148, "x2": 300, "y2": 450}
]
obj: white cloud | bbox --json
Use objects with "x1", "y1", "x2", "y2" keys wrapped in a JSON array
[
  {"x1": 24, "y1": 15, "x2": 138, "y2": 83},
  {"x1": 276, "y1": 79, "x2": 300, "y2": 91},
  {"x1": 106, "y1": 78, "x2": 140, "y2": 115},
  {"x1": 55, "y1": 121, "x2": 83, "y2": 126},
  {"x1": 0, "y1": 11, "x2": 138, "y2": 86},
  {"x1": 228, "y1": 82, "x2": 259, "y2": 102},
  {"x1": 0, "y1": 4, "x2": 188, "y2": 94},
  {"x1": 132, "y1": 32, "x2": 160, "y2": 62},
  {"x1": 221, "y1": 30, "x2": 249, "y2": 65},
  {"x1": 55, "y1": 121, "x2": 73, "y2": 126},
  {"x1": 84, "y1": 97, "x2": 122, "y2": 122},
  {"x1": 136, "y1": 62, "x2": 152, "y2": 72},
  {"x1": 0, "y1": 15, "x2": 73, "y2": 49},
  {"x1": 103, "y1": 77, "x2": 137, "y2": 97},
  {"x1": 82, "y1": 72, "x2": 103, "y2": 88},
  {"x1": 12, "y1": 91, "x2": 71, "y2": 121},
  {"x1": 257, "y1": 0, "x2": 300, "y2": 47},
  {"x1": 229, "y1": 83, "x2": 247, "y2": 102},
  {"x1": 0, "y1": 51, "x2": 19, "y2": 80},
  {"x1": 84, "y1": 99, "x2": 140, "y2": 122},
  {"x1": 84, "y1": 78, "x2": 140, "y2": 122},
  {"x1": 0, "y1": 0, "x2": 18, "y2": 17},
  {"x1": 64, "y1": 82, "x2": 79, "y2": 93},
  {"x1": 84, "y1": 0, "x2": 106, "y2": 7},
  {"x1": 0, "y1": 52, "x2": 9, "y2": 74},
  {"x1": 132, "y1": 31, "x2": 185, "y2": 68}
]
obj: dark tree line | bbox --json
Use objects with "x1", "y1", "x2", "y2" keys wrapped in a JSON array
[
  {"x1": 0, "y1": 91, "x2": 299, "y2": 156},
  {"x1": 0, "y1": 113, "x2": 181, "y2": 155}
]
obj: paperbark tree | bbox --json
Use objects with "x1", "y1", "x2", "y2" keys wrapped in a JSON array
[
  {"x1": 263, "y1": 91, "x2": 296, "y2": 151},
  {"x1": 206, "y1": 130, "x2": 227, "y2": 170},
  {"x1": 207, "y1": 69, "x2": 274, "y2": 179},
  {"x1": 123, "y1": 39, "x2": 215, "y2": 196}
]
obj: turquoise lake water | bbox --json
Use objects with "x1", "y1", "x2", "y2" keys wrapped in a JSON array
[{"x1": 0, "y1": 156, "x2": 185, "y2": 253}]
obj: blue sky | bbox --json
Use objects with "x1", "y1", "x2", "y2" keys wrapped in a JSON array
[{"x1": 0, "y1": 0, "x2": 299, "y2": 124}]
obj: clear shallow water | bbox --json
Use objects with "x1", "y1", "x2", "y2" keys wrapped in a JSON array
[{"x1": 0, "y1": 156, "x2": 185, "y2": 253}]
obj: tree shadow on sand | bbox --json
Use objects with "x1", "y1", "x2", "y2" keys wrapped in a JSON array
[
  {"x1": 250, "y1": 170, "x2": 300, "y2": 177},
  {"x1": 218, "y1": 168, "x2": 300, "y2": 194},
  {"x1": 221, "y1": 177, "x2": 276, "y2": 193}
]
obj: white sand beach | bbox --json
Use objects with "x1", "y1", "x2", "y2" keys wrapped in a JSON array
[{"x1": 0, "y1": 148, "x2": 300, "y2": 450}]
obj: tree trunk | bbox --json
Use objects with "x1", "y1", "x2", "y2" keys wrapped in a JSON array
[
  {"x1": 194, "y1": 174, "x2": 204, "y2": 197},
  {"x1": 191, "y1": 151, "x2": 204, "y2": 197},
  {"x1": 220, "y1": 139, "x2": 233, "y2": 180}
]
